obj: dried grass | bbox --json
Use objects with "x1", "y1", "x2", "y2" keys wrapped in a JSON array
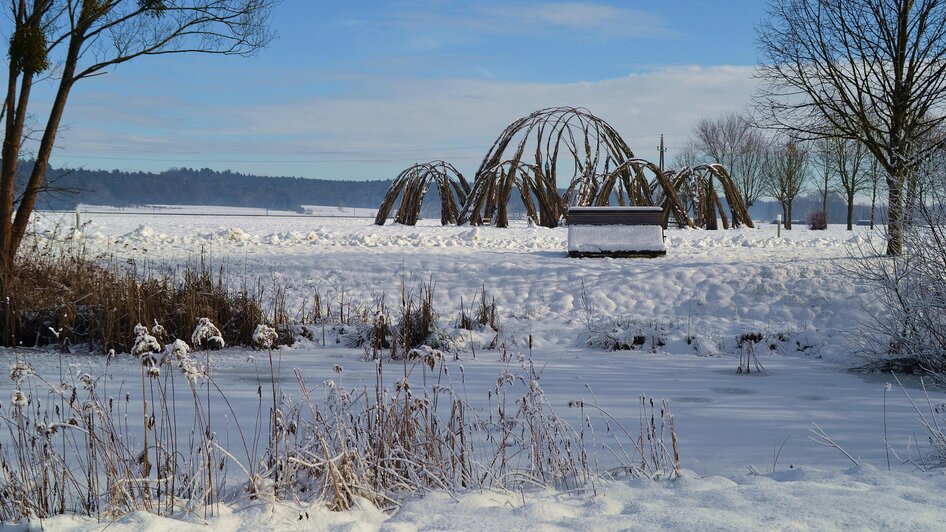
[{"x1": 0, "y1": 233, "x2": 275, "y2": 353}]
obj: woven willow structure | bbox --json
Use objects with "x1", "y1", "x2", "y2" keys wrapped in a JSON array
[
  {"x1": 457, "y1": 107, "x2": 677, "y2": 228},
  {"x1": 375, "y1": 161, "x2": 470, "y2": 226},
  {"x1": 664, "y1": 164, "x2": 754, "y2": 229},
  {"x1": 375, "y1": 107, "x2": 754, "y2": 230}
]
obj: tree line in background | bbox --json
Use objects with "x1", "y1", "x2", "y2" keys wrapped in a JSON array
[
  {"x1": 756, "y1": 0, "x2": 946, "y2": 255},
  {"x1": 19, "y1": 163, "x2": 393, "y2": 213},
  {"x1": 676, "y1": 112, "x2": 888, "y2": 231},
  {"x1": 751, "y1": 0, "x2": 946, "y2": 374}
]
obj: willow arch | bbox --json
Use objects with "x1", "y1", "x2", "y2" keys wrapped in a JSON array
[
  {"x1": 376, "y1": 107, "x2": 756, "y2": 230},
  {"x1": 663, "y1": 164, "x2": 755, "y2": 229},
  {"x1": 375, "y1": 161, "x2": 470, "y2": 226},
  {"x1": 457, "y1": 107, "x2": 658, "y2": 228}
]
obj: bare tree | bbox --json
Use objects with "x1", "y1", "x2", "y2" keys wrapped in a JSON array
[
  {"x1": 734, "y1": 127, "x2": 769, "y2": 208},
  {"x1": 671, "y1": 138, "x2": 704, "y2": 170},
  {"x1": 692, "y1": 112, "x2": 768, "y2": 207},
  {"x1": 910, "y1": 127, "x2": 946, "y2": 214},
  {"x1": 828, "y1": 137, "x2": 870, "y2": 230},
  {"x1": 756, "y1": 0, "x2": 946, "y2": 255},
  {"x1": 813, "y1": 138, "x2": 832, "y2": 217},
  {"x1": 0, "y1": 0, "x2": 277, "y2": 271},
  {"x1": 867, "y1": 157, "x2": 884, "y2": 230},
  {"x1": 764, "y1": 139, "x2": 809, "y2": 229}
]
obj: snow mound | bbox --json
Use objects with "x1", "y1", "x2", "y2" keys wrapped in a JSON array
[
  {"x1": 34, "y1": 466, "x2": 946, "y2": 530},
  {"x1": 390, "y1": 466, "x2": 946, "y2": 531},
  {"x1": 223, "y1": 227, "x2": 251, "y2": 242},
  {"x1": 119, "y1": 225, "x2": 159, "y2": 241}
]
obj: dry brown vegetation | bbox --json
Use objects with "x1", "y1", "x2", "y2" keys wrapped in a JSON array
[{"x1": 0, "y1": 235, "x2": 276, "y2": 353}]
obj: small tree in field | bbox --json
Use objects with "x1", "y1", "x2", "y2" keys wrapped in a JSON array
[
  {"x1": 763, "y1": 139, "x2": 809, "y2": 230},
  {"x1": 0, "y1": 0, "x2": 277, "y2": 272},
  {"x1": 829, "y1": 137, "x2": 870, "y2": 231},
  {"x1": 692, "y1": 112, "x2": 768, "y2": 208}
]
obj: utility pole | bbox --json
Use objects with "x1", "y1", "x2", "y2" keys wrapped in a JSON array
[{"x1": 658, "y1": 134, "x2": 667, "y2": 174}]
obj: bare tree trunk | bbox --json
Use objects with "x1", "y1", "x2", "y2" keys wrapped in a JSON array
[
  {"x1": 786, "y1": 202, "x2": 793, "y2": 230},
  {"x1": 887, "y1": 176, "x2": 903, "y2": 255},
  {"x1": 904, "y1": 171, "x2": 917, "y2": 228},
  {"x1": 847, "y1": 191, "x2": 855, "y2": 231},
  {"x1": 0, "y1": 69, "x2": 34, "y2": 272},
  {"x1": 6, "y1": 37, "x2": 81, "y2": 267}
]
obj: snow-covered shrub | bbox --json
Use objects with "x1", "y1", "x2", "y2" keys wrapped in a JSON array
[
  {"x1": 252, "y1": 324, "x2": 278, "y2": 350},
  {"x1": 391, "y1": 283, "x2": 438, "y2": 359},
  {"x1": 191, "y1": 317, "x2": 225, "y2": 350},
  {"x1": 852, "y1": 177, "x2": 946, "y2": 374},
  {"x1": 581, "y1": 315, "x2": 656, "y2": 352},
  {"x1": 346, "y1": 281, "x2": 447, "y2": 360}
]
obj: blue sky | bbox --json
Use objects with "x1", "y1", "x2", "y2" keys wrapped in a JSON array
[{"x1": 37, "y1": 0, "x2": 768, "y2": 180}]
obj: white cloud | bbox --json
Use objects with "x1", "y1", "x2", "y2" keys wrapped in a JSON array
[
  {"x1": 51, "y1": 65, "x2": 759, "y2": 179},
  {"x1": 358, "y1": 1, "x2": 674, "y2": 53}
]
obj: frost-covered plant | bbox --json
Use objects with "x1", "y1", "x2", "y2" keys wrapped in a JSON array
[
  {"x1": 168, "y1": 338, "x2": 191, "y2": 360},
  {"x1": 131, "y1": 323, "x2": 161, "y2": 356},
  {"x1": 9, "y1": 361, "x2": 34, "y2": 383},
  {"x1": 457, "y1": 285, "x2": 498, "y2": 331},
  {"x1": 737, "y1": 332, "x2": 766, "y2": 374},
  {"x1": 10, "y1": 389, "x2": 28, "y2": 407},
  {"x1": 191, "y1": 317, "x2": 225, "y2": 350},
  {"x1": 142, "y1": 353, "x2": 161, "y2": 378},
  {"x1": 253, "y1": 324, "x2": 278, "y2": 350},
  {"x1": 150, "y1": 321, "x2": 167, "y2": 342},
  {"x1": 166, "y1": 339, "x2": 204, "y2": 382},
  {"x1": 407, "y1": 344, "x2": 445, "y2": 369},
  {"x1": 581, "y1": 315, "x2": 649, "y2": 351},
  {"x1": 850, "y1": 168, "x2": 946, "y2": 374},
  {"x1": 895, "y1": 376, "x2": 946, "y2": 469}
]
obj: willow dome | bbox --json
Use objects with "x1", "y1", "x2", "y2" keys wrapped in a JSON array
[{"x1": 376, "y1": 107, "x2": 753, "y2": 230}]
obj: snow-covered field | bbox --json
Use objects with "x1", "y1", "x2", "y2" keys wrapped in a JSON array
[{"x1": 12, "y1": 207, "x2": 946, "y2": 530}]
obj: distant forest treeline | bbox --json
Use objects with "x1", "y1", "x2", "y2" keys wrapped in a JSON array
[
  {"x1": 21, "y1": 161, "x2": 877, "y2": 224},
  {"x1": 22, "y1": 162, "x2": 394, "y2": 212}
]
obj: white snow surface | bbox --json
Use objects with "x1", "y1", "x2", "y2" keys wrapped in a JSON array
[
  {"x1": 34, "y1": 467, "x2": 946, "y2": 530},
  {"x1": 567, "y1": 224, "x2": 666, "y2": 252},
  {"x1": 12, "y1": 210, "x2": 946, "y2": 530}
]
